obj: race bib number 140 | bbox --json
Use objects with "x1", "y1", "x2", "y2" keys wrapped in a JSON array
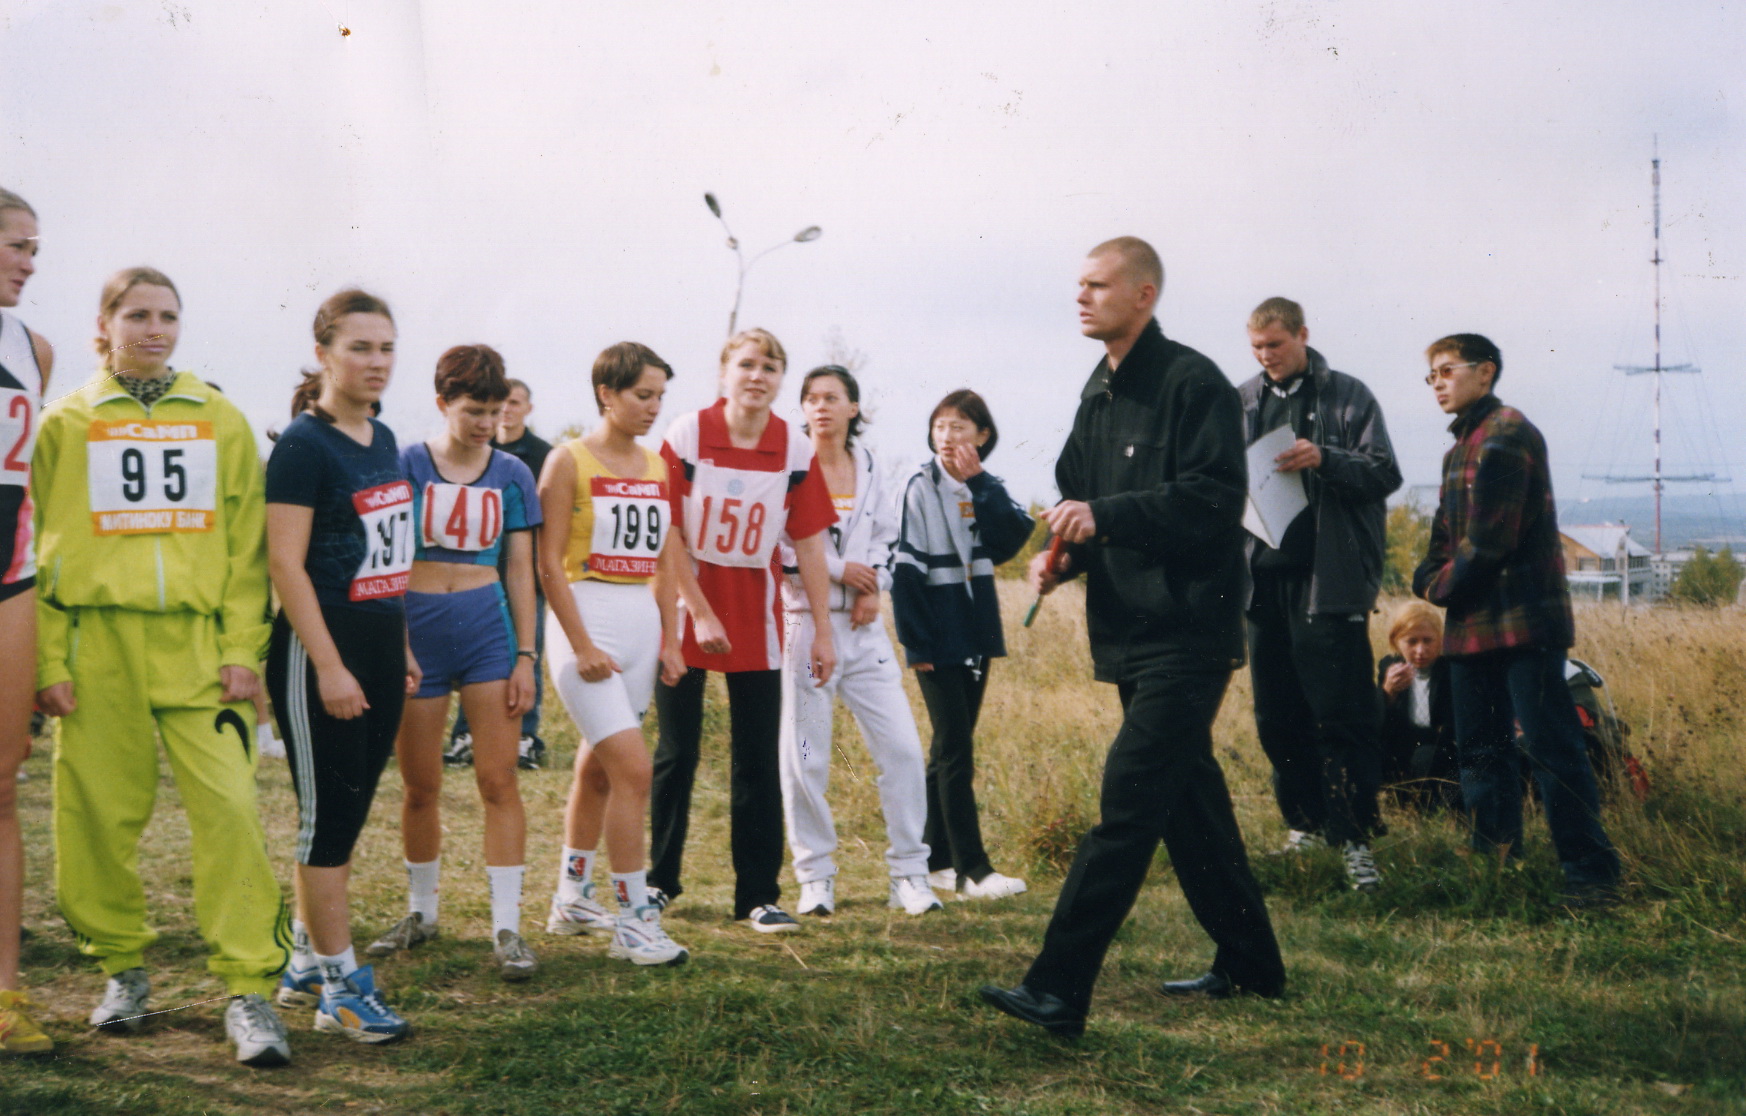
[{"x1": 86, "y1": 419, "x2": 218, "y2": 535}]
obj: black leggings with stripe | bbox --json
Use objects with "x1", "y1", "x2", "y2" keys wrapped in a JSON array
[{"x1": 267, "y1": 608, "x2": 406, "y2": 868}]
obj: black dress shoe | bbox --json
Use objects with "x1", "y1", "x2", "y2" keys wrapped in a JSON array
[
  {"x1": 978, "y1": 983, "x2": 1085, "y2": 1039},
  {"x1": 1158, "y1": 971, "x2": 1234, "y2": 999}
]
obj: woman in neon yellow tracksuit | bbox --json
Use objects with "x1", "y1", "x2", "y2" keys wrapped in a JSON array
[{"x1": 32, "y1": 267, "x2": 293, "y2": 1067}]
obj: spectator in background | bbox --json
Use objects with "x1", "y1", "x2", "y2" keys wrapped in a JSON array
[{"x1": 1377, "y1": 599, "x2": 1460, "y2": 812}]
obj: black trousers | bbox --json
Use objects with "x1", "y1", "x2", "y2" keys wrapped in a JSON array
[
  {"x1": 649, "y1": 667, "x2": 785, "y2": 919},
  {"x1": 1024, "y1": 666, "x2": 1284, "y2": 1012},
  {"x1": 1246, "y1": 570, "x2": 1383, "y2": 845},
  {"x1": 915, "y1": 662, "x2": 994, "y2": 882}
]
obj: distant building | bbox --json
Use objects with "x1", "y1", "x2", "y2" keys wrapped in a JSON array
[
  {"x1": 1561, "y1": 524, "x2": 1654, "y2": 602},
  {"x1": 1651, "y1": 550, "x2": 1695, "y2": 601}
]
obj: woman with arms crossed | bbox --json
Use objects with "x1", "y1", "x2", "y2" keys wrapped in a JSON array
[
  {"x1": 366, "y1": 345, "x2": 542, "y2": 980},
  {"x1": 266, "y1": 289, "x2": 420, "y2": 1044},
  {"x1": 33, "y1": 265, "x2": 291, "y2": 1064},
  {"x1": 540, "y1": 342, "x2": 688, "y2": 964},
  {"x1": 0, "y1": 187, "x2": 52, "y2": 1055}
]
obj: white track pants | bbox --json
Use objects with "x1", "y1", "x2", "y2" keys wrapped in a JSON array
[{"x1": 779, "y1": 610, "x2": 930, "y2": 882}]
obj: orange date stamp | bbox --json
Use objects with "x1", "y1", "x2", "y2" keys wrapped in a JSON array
[{"x1": 1317, "y1": 1039, "x2": 1542, "y2": 1079}]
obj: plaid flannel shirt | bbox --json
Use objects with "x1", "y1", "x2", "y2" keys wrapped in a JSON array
[{"x1": 1411, "y1": 394, "x2": 1574, "y2": 657}]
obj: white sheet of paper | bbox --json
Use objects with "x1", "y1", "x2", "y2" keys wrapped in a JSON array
[{"x1": 1243, "y1": 424, "x2": 1309, "y2": 549}]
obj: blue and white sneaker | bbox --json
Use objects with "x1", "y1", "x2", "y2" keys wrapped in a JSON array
[
  {"x1": 274, "y1": 962, "x2": 324, "y2": 1009},
  {"x1": 313, "y1": 965, "x2": 409, "y2": 1044},
  {"x1": 743, "y1": 905, "x2": 800, "y2": 934},
  {"x1": 545, "y1": 888, "x2": 614, "y2": 936}
]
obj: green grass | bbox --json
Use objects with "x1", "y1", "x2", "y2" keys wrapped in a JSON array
[{"x1": 3, "y1": 586, "x2": 1744, "y2": 1114}]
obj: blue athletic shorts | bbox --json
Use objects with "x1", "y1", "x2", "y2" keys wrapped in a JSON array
[{"x1": 406, "y1": 584, "x2": 516, "y2": 698}]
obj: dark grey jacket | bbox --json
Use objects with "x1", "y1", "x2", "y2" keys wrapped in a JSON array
[{"x1": 1238, "y1": 348, "x2": 1400, "y2": 616}]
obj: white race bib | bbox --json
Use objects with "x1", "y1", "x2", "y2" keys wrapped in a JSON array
[
  {"x1": 589, "y1": 476, "x2": 667, "y2": 577},
  {"x1": 0, "y1": 387, "x2": 33, "y2": 489},
  {"x1": 684, "y1": 460, "x2": 787, "y2": 570},
  {"x1": 420, "y1": 481, "x2": 503, "y2": 553},
  {"x1": 86, "y1": 419, "x2": 218, "y2": 535},
  {"x1": 351, "y1": 480, "x2": 415, "y2": 600}
]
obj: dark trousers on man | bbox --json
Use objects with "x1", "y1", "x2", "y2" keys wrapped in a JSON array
[
  {"x1": 1023, "y1": 666, "x2": 1284, "y2": 1012},
  {"x1": 649, "y1": 667, "x2": 786, "y2": 919},
  {"x1": 1447, "y1": 645, "x2": 1620, "y2": 889},
  {"x1": 1247, "y1": 570, "x2": 1382, "y2": 845},
  {"x1": 915, "y1": 662, "x2": 994, "y2": 883}
]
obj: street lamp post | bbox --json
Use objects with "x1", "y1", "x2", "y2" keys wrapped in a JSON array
[{"x1": 704, "y1": 192, "x2": 821, "y2": 337}]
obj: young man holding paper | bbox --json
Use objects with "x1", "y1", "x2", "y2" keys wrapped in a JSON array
[{"x1": 1238, "y1": 298, "x2": 1400, "y2": 890}]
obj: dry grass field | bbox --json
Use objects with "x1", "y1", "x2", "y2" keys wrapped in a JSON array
[{"x1": 3, "y1": 585, "x2": 1743, "y2": 1114}]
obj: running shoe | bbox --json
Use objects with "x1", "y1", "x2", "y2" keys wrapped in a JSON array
[
  {"x1": 645, "y1": 886, "x2": 672, "y2": 912},
  {"x1": 274, "y1": 962, "x2": 324, "y2": 1008},
  {"x1": 366, "y1": 911, "x2": 438, "y2": 957},
  {"x1": 926, "y1": 868, "x2": 957, "y2": 892},
  {"x1": 959, "y1": 872, "x2": 1027, "y2": 900},
  {"x1": 889, "y1": 875, "x2": 944, "y2": 915},
  {"x1": 1273, "y1": 829, "x2": 1326, "y2": 855},
  {"x1": 797, "y1": 878, "x2": 835, "y2": 917},
  {"x1": 89, "y1": 967, "x2": 150, "y2": 1032},
  {"x1": 545, "y1": 888, "x2": 614, "y2": 936},
  {"x1": 608, "y1": 906, "x2": 689, "y2": 966},
  {"x1": 1343, "y1": 842, "x2": 1382, "y2": 892},
  {"x1": 743, "y1": 905, "x2": 800, "y2": 933},
  {"x1": 313, "y1": 965, "x2": 409, "y2": 1044},
  {"x1": 516, "y1": 734, "x2": 547, "y2": 771},
  {"x1": 225, "y1": 993, "x2": 291, "y2": 1067},
  {"x1": 0, "y1": 989, "x2": 52, "y2": 1055},
  {"x1": 443, "y1": 732, "x2": 474, "y2": 767},
  {"x1": 494, "y1": 930, "x2": 538, "y2": 982}
]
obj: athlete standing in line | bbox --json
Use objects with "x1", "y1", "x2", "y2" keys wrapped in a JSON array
[
  {"x1": 265, "y1": 289, "x2": 420, "y2": 1044},
  {"x1": 649, "y1": 328, "x2": 838, "y2": 932},
  {"x1": 366, "y1": 345, "x2": 542, "y2": 980},
  {"x1": 778, "y1": 366, "x2": 940, "y2": 918},
  {"x1": 540, "y1": 342, "x2": 689, "y2": 965},
  {"x1": 0, "y1": 187, "x2": 53, "y2": 1055},
  {"x1": 33, "y1": 266, "x2": 292, "y2": 1064}
]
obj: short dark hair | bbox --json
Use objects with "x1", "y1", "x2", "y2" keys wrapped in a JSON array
[
  {"x1": 1248, "y1": 296, "x2": 1305, "y2": 336},
  {"x1": 505, "y1": 378, "x2": 532, "y2": 400},
  {"x1": 1426, "y1": 333, "x2": 1504, "y2": 384},
  {"x1": 593, "y1": 342, "x2": 673, "y2": 414},
  {"x1": 434, "y1": 344, "x2": 510, "y2": 402},
  {"x1": 800, "y1": 365, "x2": 865, "y2": 447},
  {"x1": 928, "y1": 388, "x2": 998, "y2": 460}
]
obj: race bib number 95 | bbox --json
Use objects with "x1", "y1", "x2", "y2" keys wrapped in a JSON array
[
  {"x1": 589, "y1": 476, "x2": 667, "y2": 577},
  {"x1": 351, "y1": 480, "x2": 414, "y2": 600},
  {"x1": 87, "y1": 419, "x2": 218, "y2": 535},
  {"x1": 421, "y1": 482, "x2": 502, "y2": 553}
]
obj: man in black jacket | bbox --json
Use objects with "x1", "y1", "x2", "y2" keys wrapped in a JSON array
[
  {"x1": 979, "y1": 237, "x2": 1284, "y2": 1038},
  {"x1": 1239, "y1": 298, "x2": 1400, "y2": 890}
]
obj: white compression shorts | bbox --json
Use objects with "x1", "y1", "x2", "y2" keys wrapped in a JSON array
[{"x1": 546, "y1": 579, "x2": 661, "y2": 745}]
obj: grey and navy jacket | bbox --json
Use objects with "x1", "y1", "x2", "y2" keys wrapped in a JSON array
[
  {"x1": 780, "y1": 443, "x2": 898, "y2": 614},
  {"x1": 1237, "y1": 347, "x2": 1401, "y2": 616},
  {"x1": 892, "y1": 458, "x2": 1033, "y2": 666}
]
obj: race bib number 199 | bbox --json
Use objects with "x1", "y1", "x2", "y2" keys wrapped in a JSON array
[
  {"x1": 589, "y1": 476, "x2": 667, "y2": 577},
  {"x1": 351, "y1": 480, "x2": 415, "y2": 600},
  {"x1": 86, "y1": 419, "x2": 218, "y2": 535}
]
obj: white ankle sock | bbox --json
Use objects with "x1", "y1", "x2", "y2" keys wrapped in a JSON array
[
  {"x1": 611, "y1": 870, "x2": 648, "y2": 913},
  {"x1": 291, "y1": 919, "x2": 316, "y2": 969},
  {"x1": 487, "y1": 865, "x2": 525, "y2": 937},
  {"x1": 557, "y1": 847, "x2": 595, "y2": 902},
  {"x1": 315, "y1": 946, "x2": 358, "y2": 990},
  {"x1": 406, "y1": 858, "x2": 440, "y2": 924}
]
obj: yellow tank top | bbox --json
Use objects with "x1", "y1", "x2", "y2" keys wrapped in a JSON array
[{"x1": 561, "y1": 441, "x2": 670, "y2": 584}]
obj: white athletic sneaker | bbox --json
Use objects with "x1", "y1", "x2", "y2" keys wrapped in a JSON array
[
  {"x1": 608, "y1": 906, "x2": 689, "y2": 966},
  {"x1": 366, "y1": 912, "x2": 439, "y2": 957},
  {"x1": 1275, "y1": 829, "x2": 1326, "y2": 855},
  {"x1": 494, "y1": 929, "x2": 538, "y2": 981},
  {"x1": 545, "y1": 888, "x2": 615, "y2": 936},
  {"x1": 889, "y1": 875, "x2": 943, "y2": 915},
  {"x1": 796, "y1": 878, "x2": 835, "y2": 917},
  {"x1": 90, "y1": 967, "x2": 150, "y2": 1032},
  {"x1": 225, "y1": 993, "x2": 291, "y2": 1067},
  {"x1": 1343, "y1": 842, "x2": 1382, "y2": 892},
  {"x1": 959, "y1": 872, "x2": 1027, "y2": 900},
  {"x1": 926, "y1": 868, "x2": 957, "y2": 892}
]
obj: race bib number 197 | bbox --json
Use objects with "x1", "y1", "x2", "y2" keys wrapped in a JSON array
[
  {"x1": 351, "y1": 480, "x2": 415, "y2": 600},
  {"x1": 87, "y1": 419, "x2": 218, "y2": 535}
]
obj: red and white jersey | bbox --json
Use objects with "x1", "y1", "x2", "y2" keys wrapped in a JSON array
[
  {"x1": 662, "y1": 399, "x2": 834, "y2": 672},
  {"x1": 0, "y1": 309, "x2": 42, "y2": 589}
]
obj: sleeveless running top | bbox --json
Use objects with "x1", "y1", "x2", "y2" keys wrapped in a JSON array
[
  {"x1": 560, "y1": 440, "x2": 669, "y2": 584},
  {"x1": 0, "y1": 309, "x2": 43, "y2": 589}
]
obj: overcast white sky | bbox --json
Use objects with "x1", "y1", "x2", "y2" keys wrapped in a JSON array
[{"x1": 3, "y1": 0, "x2": 1742, "y2": 511}]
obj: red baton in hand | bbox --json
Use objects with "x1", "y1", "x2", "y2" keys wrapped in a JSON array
[{"x1": 1023, "y1": 535, "x2": 1067, "y2": 628}]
